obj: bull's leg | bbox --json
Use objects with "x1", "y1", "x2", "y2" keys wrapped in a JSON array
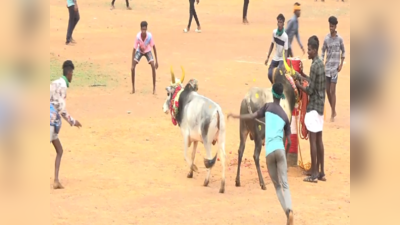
[
  {"x1": 183, "y1": 132, "x2": 191, "y2": 167},
  {"x1": 254, "y1": 132, "x2": 266, "y2": 190},
  {"x1": 218, "y1": 140, "x2": 226, "y2": 194},
  {"x1": 203, "y1": 142, "x2": 213, "y2": 187},
  {"x1": 236, "y1": 120, "x2": 249, "y2": 187},
  {"x1": 188, "y1": 141, "x2": 199, "y2": 178}
]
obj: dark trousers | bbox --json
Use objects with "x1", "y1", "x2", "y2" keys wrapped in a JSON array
[
  {"x1": 188, "y1": 0, "x2": 200, "y2": 28},
  {"x1": 111, "y1": 0, "x2": 130, "y2": 7},
  {"x1": 268, "y1": 60, "x2": 284, "y2": 84},
  {"x1": 287, "y1": 47, "x2": 294, "y2": 58},
  {"x1": 243, "y1": 0, "x2": 249, "y2": 19},
  {"x1": 66, "y1": 6, "x2": 80, "y2": 43}
]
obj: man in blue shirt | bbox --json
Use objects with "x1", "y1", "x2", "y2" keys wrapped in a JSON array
[
  {"x1": 66, "y1": 0, "x2": 80, "y2": 45},
  {"x1": 228, "y1": 83, "x2": 294, "y2": 225}
]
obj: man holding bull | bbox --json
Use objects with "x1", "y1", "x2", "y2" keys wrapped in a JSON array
[{"x1": 295, "y1": 36, "x2": 327, "y2": 183}]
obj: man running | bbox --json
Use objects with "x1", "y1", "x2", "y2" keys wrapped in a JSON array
[
  {"x1": 131, "y1": 21, "x2": 159, "y2": 95},
  {"x1": 286, "y1": 2, "x2": 305, "y2": 57},
  {"x1": 110, "y1": 0, "x2": 132, "y2": 10},
  {"x1": 265, "y1": 14, "x2": 289, "y2": 84},
  {"x1": 295, "y1": 36, "x2": 326, "y2": 183},
  {"x1": 184, "y1": 0, "x2": 201, "y2": 33},
  {"x1": 228, "y1": 83, "x2": 294, "y2": 225},
  {"x1": 66, "y1": 0, "x2": 80, "y2": 45},
  {"x1": 321, "y1": 16, "x2": 346, "y2": 122},
  {"x1": 50, "y1": 60, "x2": 82, "y2": 189}
]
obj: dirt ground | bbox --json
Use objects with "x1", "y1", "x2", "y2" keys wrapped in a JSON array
[{"x1": 50, "y1": 0, "x2": 350, "y2": 224}]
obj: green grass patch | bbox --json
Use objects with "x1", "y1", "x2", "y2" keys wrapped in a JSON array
[{"x1": 50, "y1": 53, "x2": 118, "y2": 88}]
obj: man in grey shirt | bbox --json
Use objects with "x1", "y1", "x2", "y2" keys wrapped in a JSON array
[
  {"x1": 321, "y1": 16, "x2": 346, "y2": 122},
  {"x1": 285, "y1": 2, "x2": 305, "y2": 57}
]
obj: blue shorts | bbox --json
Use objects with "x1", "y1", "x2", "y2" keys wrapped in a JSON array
[{"x1": 134, "y1": 50, "x2": 154, "y2": 64}]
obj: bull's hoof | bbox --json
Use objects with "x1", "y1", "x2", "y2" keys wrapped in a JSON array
[
  {"x1": 191, "y1": 164, "x2": 199, "y2": 173},
  {"x1": 219, "y1": 181, "x2": 225, "y2": 194},
  {"x1": 235, "y1": 181, "x2": 241, "y2": 187},
  {"x1": 53, "y1": 181, "x2": 64, "y2": 189},
  {"x1": 187, "y1": 171, "x2": 193, "y2": 178},
  {"x1": 261, "y1": 184, "x2": 267, "y2": 190},
  {"x1": 204, "y1": 179, "x2": 209, "y2": 187}
]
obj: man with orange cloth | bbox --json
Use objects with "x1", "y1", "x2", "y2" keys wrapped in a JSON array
[{"x1": 286, "y1": 2, "x2": 305, "y2": 57}]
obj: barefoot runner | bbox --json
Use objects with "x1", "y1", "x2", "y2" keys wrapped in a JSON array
[
  {"x1": 295, "y1": 36, "x2": 327, "y2": 183},
  {"x1": 228, "y1": 83, "x2": 294, "y2": 225},
  {"x1": 321, "y1": 16, "x2": 346, "y2": 122},
  {"x1": 131, "y1": 21, "x2": 159, "y2": 95},
  {"x1": 50, "y1": 60, "x2": 82, "y2": 189}
]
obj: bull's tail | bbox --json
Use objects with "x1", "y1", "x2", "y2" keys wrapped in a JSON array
[
  {"x1": 245, "y1": 95, "x2": 253, "y2": 114},
  {"x1": 204, "y1": 153, "x2": 218, "y2": 169}
]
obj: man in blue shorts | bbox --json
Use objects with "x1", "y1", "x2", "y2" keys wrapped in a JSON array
[{"x1": 228, "y1": 83, "x2": 294, "y2": 225}]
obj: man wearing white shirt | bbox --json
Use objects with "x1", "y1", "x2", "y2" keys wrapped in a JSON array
[{"x1": 265, "y1": 14, "x2": 289, "y2": 84}]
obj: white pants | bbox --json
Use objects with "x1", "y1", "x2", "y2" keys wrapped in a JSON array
[{"x1": 305, "y1": 110, "x2": 324, "y2": 133}]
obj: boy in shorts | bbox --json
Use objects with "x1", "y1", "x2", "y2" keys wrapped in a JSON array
[
  {"x1": 321, "y1": 16, "x2": 346, "y2": 122},
  {"x1": 131, "y1": 21, "x2": 159, "y2": 95}
]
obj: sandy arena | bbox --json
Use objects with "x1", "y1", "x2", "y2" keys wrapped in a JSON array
[{"x1": 50, "y1": 0, "x2": 350, "y2": 224}]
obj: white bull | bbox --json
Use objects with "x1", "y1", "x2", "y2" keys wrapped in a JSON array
[{"x1": 162, "y1": 67, "x2": 227, "y2": 194}]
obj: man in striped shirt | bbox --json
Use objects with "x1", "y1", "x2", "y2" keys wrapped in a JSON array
[
  {"x1": 321, "y1": 16, "x2": 346, "y2": 122},
  {"x1": 265, "y1": 14, "x2": 289, "y2": 84}
]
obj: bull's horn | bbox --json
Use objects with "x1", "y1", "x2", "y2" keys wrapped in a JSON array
[
  {"x1": 180, "y1": 66, "x2": 186, "y2": 83},
  {"x1": 282, "y1": 49, "x2": 291, "y2": 72},
  {"x1": 170, "y1": 66, "x2": 176, "y2": 84},
  {"x1": 290, "y1": 62, "x2": 296, "y2": 76}
]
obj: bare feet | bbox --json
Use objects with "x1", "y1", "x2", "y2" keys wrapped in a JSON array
[
  {"x1": 331, "y1": 112, "x2": 337, "y2": 122},
  {"x1": 131, "y1": 89, "x2": 135, "y2": 94},
  {"x1": 287, "y1": 210, "x2": 294, "y2": 225},
  {"x1": 110, "y1": 5, "x2": 115, "y2": 10},
  {"x1": 127, "y1": 6, "x2": 132, "y2": 10},
  {"x1": 53, "y1": 181, "x2": 64, "y2": 189},
  {"x1": 153, "y1": 89, "x2": 156, "y2": 95},
  {"x1": 243, "y1": 18, "x2": 249, "y2": 24}
]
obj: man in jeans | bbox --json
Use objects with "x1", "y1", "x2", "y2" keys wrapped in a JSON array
[
  {"x1": 285, "y1": 2, "x2": 305, "y2": 57},
  {"x1": 228, "y1": 83, "x2": 294, "y2": 225},
  {"x1": 66, "y1": 0, "x2": 80, "y2": 45}
]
